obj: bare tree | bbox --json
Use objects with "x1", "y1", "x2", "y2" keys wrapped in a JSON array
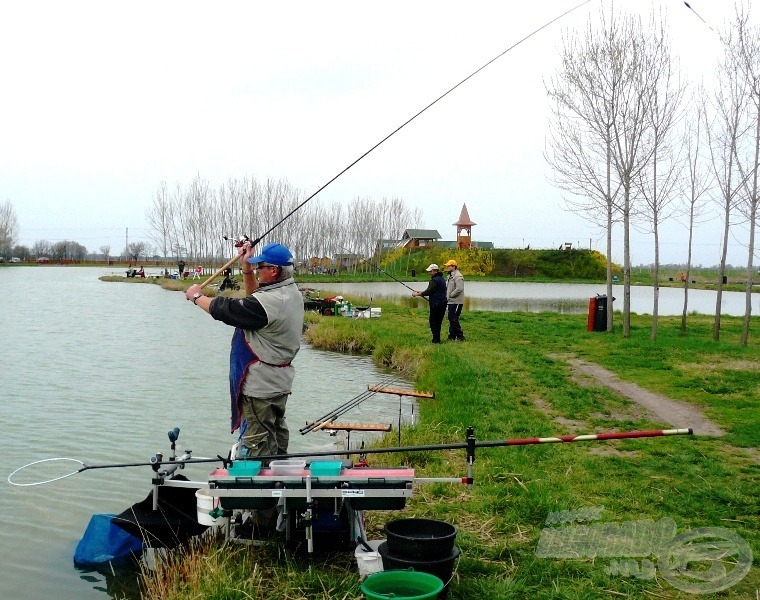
[
  {"x1": 634, "y1": 15, "x2": 686, "y2": 341},
  {"x1": 51, "y1": 240, "x2": 87, "y2": 260},
  {"x1": 32, "y1": 239, "x2": 51, "y2": 258},
  {"x1": 146, "y1": 172, "x2": 419, "y2": 275},
  {"x1": 99, "y1": 245, "x2": 111, "y2": 261},
  {"x1": 125, "y1": 241, "x2": 148, "y2": 262},
  {"x1": 0, "y1": 199, "x2": 19, "y2": 258},
  {"x1": 547, "y1": 9, "x2": 660, "y2": 336},
  {"x1": 145, "y1": 180, "x2": 174, "y2": 258},
  {"x1": 729, "y1": 4, "x2": 760, "y2": 346},
  {"x1": 680, "y1": 89, "x2": 714, "y2": 335},
  {"x1": 546, "y1": 22, "x2": 623, "y2": 331},
  {"x1": 705, "y1": 24, "x2": 749, "y2": 341},
  {"x1": 609, "y1": 13, "x2": 671, "y2": 338}
]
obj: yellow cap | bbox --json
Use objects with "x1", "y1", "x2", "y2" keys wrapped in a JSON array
[{"x1": 444, "y1": 260, "x2": 457, "y2": 267}]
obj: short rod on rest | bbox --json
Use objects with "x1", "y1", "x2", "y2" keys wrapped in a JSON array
[
  {"x1": 466, "y1": 426, "x2": 476, "y2": 488},
  {"x1": 368, "y1": 385, "x2": 435, "y2": 399},
  {"x1": 398, "y1": 395, "x2": 402, "y2": 445}
]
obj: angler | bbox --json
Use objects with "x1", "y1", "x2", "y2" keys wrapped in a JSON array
[{"x1": 185, "y1": 242, "x2": 304, "y2": 460}]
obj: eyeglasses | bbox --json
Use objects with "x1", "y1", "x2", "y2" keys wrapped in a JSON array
[{"x1": 255, "y1": 265, "x2": 278, "y2": 271}]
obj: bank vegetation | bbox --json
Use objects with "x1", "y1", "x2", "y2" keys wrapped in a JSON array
[{"x1": 139, "y1": 301, "x2": 759, "y2": 599}]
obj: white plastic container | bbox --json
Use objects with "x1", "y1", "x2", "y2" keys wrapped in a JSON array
[
  {"x1": 356, "y1": 307, "x2": 381, "y2": 319},
  {"x1": 355, "y1": 539, "x2": 385, "y2": 580},
  {"x1": 196, "y1": 488, "x2": 228, "y2": 528},
  {"x1": 269, "y1": 459, "x2": 307, "y2": 475}
]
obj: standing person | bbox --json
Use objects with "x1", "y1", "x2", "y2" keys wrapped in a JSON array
[
  {"x1": 184, "y1": 242, "x2": 304, "y2": 459},
  {"x1": 219, "y1": 267, "x2": 234, "y2": 291},
  {"x1": 177, "y1": 259, "x2": 186, "y2": 279},
  {"x1": 444, "y1": 259, "x2": 465, "y2": 341},
  {"x1": 412, "y1": 264, "x2": 447, "y2": 343}
]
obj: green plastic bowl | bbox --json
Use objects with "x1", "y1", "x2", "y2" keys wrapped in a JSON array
[
  {"x1": 361, "y1": 569, "x2": 443, "y2": 600},
  {"x1": 227, "y1": 460, "x2": 262, "y2": 477},
  {"x1": 309, "y1": 460, "x2": 343, "y2": 476}
]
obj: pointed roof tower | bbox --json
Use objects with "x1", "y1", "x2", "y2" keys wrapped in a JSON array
[
  {"x1": 454, "y1": 204, "x2": 475, "y2": 249},
  {"x1": 454, "y1": 204, "x2": 476, "y2": 227}
]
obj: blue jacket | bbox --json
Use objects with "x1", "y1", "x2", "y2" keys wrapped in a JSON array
[{"x1": 420, "y1": 273, "x2": 447, "y2": 307}]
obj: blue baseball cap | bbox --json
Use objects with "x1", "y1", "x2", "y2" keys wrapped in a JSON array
[{"x1": 246, "y1": 243, "x2": 293, "y2": 266}]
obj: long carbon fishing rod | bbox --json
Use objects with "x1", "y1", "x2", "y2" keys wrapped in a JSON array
[
  {"x1": 244, "y1": 0, "x2": 591, "y2": 251},
  {"x1": 299, "y1": 374, "x2": 398, "y2": 434},
  {"x1": 684, "y1": 2, "x2": 715, "y2": 33},
  {"x1": 8, "y1": 428, "x2": 692, "y2": 486},
  {"x1": 365, "y1": 256, "x2": 421, "y2": 295}
]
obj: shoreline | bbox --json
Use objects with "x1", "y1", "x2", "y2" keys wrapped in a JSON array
[{"x1": 139, "y1": 298, "x2": 759, "y2": 599}]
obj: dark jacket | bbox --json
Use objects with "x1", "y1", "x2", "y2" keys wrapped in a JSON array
[{"x1": 420, "y1": 272, "x2": 447, "y2": 307}]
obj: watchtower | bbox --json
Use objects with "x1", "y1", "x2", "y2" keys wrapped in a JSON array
[{"x1": 454, "y1": 204, "x2": 476, "y2": 249}]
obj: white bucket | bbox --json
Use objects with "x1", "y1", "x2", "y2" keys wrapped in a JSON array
[
  {"x1": 196, "y1": 488, "x2": 228, "y2": 528},
  {"x1": 355, "y1": 539, "x2": 385, "y2": 580}
]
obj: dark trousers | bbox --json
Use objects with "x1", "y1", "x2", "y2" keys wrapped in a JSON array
[
  {"x1": 447, "y1": 304, "x2": 464, "y2": 340},
  {"x1": 429, "y1": 304, "x2": 447, "y2": 343}
]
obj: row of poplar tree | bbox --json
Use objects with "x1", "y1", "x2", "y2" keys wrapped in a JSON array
[{"x1": 546, "y1": 4, "x2": 760, "y2": 344}]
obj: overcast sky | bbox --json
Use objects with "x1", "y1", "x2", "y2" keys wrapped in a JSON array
[{"x1": 1, "y1": 1, "x2": 753, "y2": 266}]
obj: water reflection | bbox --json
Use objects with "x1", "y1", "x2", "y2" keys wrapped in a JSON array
[{"x1": 307, "y1": 281, "x2": 756, "y2": 317}]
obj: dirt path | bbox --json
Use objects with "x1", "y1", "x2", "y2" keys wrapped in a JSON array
[{"x1": 565, "y1": 357, "x2": 726, "y2": 437}]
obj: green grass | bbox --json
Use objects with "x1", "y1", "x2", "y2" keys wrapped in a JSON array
[{"x1": 139, "y1": 300, "x2": 759, "y2": 599}]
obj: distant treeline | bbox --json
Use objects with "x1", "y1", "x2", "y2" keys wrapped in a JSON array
[{"x1": 382, "y1": 248, "x2": 611, "y2": 280}]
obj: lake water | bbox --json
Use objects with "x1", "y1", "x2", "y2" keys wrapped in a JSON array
[
  {"x1": 304, "y1": 280, "x2": 757, "y2": 316},
  {"x1": 0, "y1": 267, "x2": 413, "y2": 600}
]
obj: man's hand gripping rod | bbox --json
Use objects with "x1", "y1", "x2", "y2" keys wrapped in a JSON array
[{"x1": 199, "y1": 235, "x2": 250, "y2": 289}]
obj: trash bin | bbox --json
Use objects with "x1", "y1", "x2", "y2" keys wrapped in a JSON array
[
  {"x1": 587, "y1": 295, "x2": 609, "y2": 332},
  {"x1": 411, "y1": 269, "x2": 417, "y2": 278}
]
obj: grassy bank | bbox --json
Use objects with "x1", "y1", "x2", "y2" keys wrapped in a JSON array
[{"x1": 140, "y1": 299, "x2": 759, "y2": 599}]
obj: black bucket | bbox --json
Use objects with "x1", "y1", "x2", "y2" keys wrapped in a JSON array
[
  {"x1": 385, "y1": 518, "x2": 457, "y2": 559},
  {"x1": 378, "y1": 542, "x2": 460, "y2": 599}
]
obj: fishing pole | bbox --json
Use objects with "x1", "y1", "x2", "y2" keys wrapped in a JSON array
[
  {"x1": 299, "y1": 374, "x2": 398, "y2": 434},
  {"x1": 684, "y1": 2, "x2": 715, "y2": 33},
  {"x1": 197, "y1": 235, "x2": 250, "y2": 289},
  {"x1": 339, "y1": 244, "x2": 423, "y2": 296},
  {"x1": 8, "y1": 428, "x2": 692, "y2": 486},
  {"x1": 200, "y1": 1, "x2": 591, "y2": 287}
]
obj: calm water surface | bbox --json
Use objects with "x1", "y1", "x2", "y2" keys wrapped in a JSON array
[
  {"x1": 305, "y1": 280, "x2": 758, "y2": 316},
  {"x1": 0, "y1": 267, "x2": 412, "y2": 600}
]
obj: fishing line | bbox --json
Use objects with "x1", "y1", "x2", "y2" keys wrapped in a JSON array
[
  {"x1": 247, "y1": 0, "x2": 592, "y2": 250},
  {"x1": 338, "y1": 244, "x2": 423, "y2": 296}
]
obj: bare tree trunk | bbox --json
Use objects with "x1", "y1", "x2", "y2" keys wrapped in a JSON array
[
  {"x1": 622, "y1": 188, "x2": 631, "y2": 338},
  {"x1": 651, "y1": 216, "x2": 660, "y2": 341},
  {"x1": 681, "y1": 98, "x2": 712, "y2": 336},
  {"x1": 606, "y1": 206, "x2": 614, "y2": 332},
  {"x1": 714, "y1": 208, "x2": 731, "y2": 341},
  {"x1": 681, "y1": 201, "x2": 695, "y2": 335}
]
